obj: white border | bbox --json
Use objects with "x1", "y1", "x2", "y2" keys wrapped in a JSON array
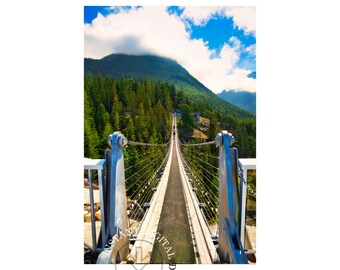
[{"x1": 2, "y1": 1, "x2": 340, "y2": 269}]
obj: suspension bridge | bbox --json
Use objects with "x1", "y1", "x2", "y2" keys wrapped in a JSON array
[{"x1": 84, "y1": 115, "x2": 256, "y2": 264}]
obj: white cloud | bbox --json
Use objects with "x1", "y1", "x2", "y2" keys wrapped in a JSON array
[
  {"x1": 225, "y1": 7, "x2": 256, "y2": 35},
  {"x1": 245, "y1": 44, "x2": 256, "y2": 55},
  {"x1": 84, "y1": 7, "x2": 255, "y2": 93},
  {"x1": 229, "y1": 36, "x2": 242, "y2": 51},
  {"x1": 180, "y1": 6, "x2": 224, "y2": 26},
  {"x1": 181, "y1": 6, "x2": 256, "y2": 36},
  {"x1": 224, "y1": 69, "x2": 256, "y2": 92}
]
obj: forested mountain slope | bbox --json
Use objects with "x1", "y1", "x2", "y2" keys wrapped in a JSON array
[
  {"x1": 85, "y1": 54, "x2": 254, "y2": 119},
  {"x1": 217, "y1": 90, "x2": 256, "y2": 114},
  {"x1": 84, "y1": 73, "x2": 256, "y2": 159}
]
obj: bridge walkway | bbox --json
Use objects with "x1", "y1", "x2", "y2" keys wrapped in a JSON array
[{"x1": 151, "y1": 137, "x2": 196, "y2": 263}]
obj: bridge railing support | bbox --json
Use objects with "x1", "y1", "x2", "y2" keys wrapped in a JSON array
[
  {"x1": 84, "y1": 132, "x2": 129, "y2": 264},
  {"x1": 215, "y1": 130, "x2": 248, "y2": 264},
  {"x1": 96, "y1": 131, "x2": 129, "y2": 264},
  {"x1": 238, "y1": 158, "x2": 256, "y2": 249},
  {"x1": 84, "y1": 158, "x2": 106, "y2": 253}
]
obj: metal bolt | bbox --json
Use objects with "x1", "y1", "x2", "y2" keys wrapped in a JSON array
[
  {"x1": 119, "y1": 136, "x2": 128, "y2": 147},
  {"x1": 107, "y1": 134, "x2": 113, "y2": 148},
  {"x1": 229, "y1": 133, "x2": 235, "y2": 146},
  {"x1": 215, "y1": 133, "x2": 223, "y2": 146}
]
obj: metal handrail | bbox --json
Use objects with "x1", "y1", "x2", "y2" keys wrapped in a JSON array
[{"x1": 178, "y1": 140, "x2": 216, "y2": 146}]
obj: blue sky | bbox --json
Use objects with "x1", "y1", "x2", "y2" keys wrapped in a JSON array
[
  {"x1": 84, "y1": 6, "x2": 137, "y2": 24},
  {"x1": 165, "y1": 6, "x2": 256, "y2": 70},
  {"x1": 84, "y1": 6, "x2": 256, "y2": 93},
  {"x1": 84, "y1": 6, "x2": 108, "y2": 24},
  {"x1": 188, "y1": 16, "x2": 256, "y2": 71}
]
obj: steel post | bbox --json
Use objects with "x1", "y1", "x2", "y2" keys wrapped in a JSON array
[
  {"x1": 98, "y1": 168, "x2": 106, "y2": 248},
  {"x1": 239, "y1": 166, "x2": 248, "y2": 247},
  {"x1": 216, "y1": 130, "x2": 248, "y2": 264},
  {"x1": 88, "y1": 169, "x2": 97, "y2": 251},
  {"x1": 97, "y1": 131, "x2": 129, "y2": 264}
]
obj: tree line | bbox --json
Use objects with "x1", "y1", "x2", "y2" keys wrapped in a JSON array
[{"x1": 84, "y1": 72, "x2": 256, "y2": 159}]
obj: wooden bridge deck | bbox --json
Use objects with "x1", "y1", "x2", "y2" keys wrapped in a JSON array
[{"x1": 151, "y1": 138, "x2": 196, "y2": 263}]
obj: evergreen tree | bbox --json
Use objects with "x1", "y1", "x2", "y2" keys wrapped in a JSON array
[
  {"x1": 84, "y1": 72, "x2": 256, "y2": 159},
  {"x1": 125, "y1": 118, "x2": 136, "y2": 141},
  {"x1": 95, "y1": 103, "x2": 109, "y2": 136},
  {"x1": 100, "y1": 121, "x2": 113, "y2": 153},
  {"x1": 113, "y1": 111, "x2": 120, "y2": 132},
  {"x1": 179, "y1": 103, "x2": 193, "y2": 130},
  {"x1": 208, "y1": 115, "x2": 221, "y2": 140},
  {"x1": 111, "y1": 87, "x2": 123, "y2": 115},
  {"x1": 84, "y1": 119, "x2": 99, "y2": 158},
  {"x1": 135, "y1": 103, "x2": 148, "y2": 142},
  {"x1": 84, "y1": 90, "x2": 99, "y2": 158}
]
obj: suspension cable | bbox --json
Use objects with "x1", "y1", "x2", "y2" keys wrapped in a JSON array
[
  {"x1": 182, "y1": 149, "x2": 219, "y2": 173},
  {"x1": 129, "y1": 150, "x2": 169, "y2": 221},
  {"x1": 125, "y1": 150, "x2": 166, "y2": 172},
  {"x1": 130, "y1": 175, "x2": 158, "y2": 221},
  {"x1": 132, "y1": 173, "x2": 158, "y2": 211},
  {"x1": 126, "y1": 161, "x2": 159, "y2": 194},
  {"x1": 181, "y1": 154, "x2": 220, "y2": 197},
  {"x1": 181, "y1": 150, "x2": 219, "y2": 187},
  {"x1": 124, "y1": 147, "x2": 166, "y2": 163},
  {"x1": 183, "y1": 164, "x2": 219, "y2": 207},
  {"x1": 179, "y1": 147, "x2": 219, "y2": 203},
  {"x1": 178, "y1": 145, "x2": 219, "y2": 223},
  {"x1": 127, "y1": 147, "x2": 169, "y2": 197},
  {"x1": 125, "y1": 159, "x2": 158, "y2": 183},
  {"x1": 195, "y1": 151, "x2": 220, "y2": 160},
  {"x1": 128, "y1": 140, "x2": 170, "y2": 147},
  {"x1": 178, "y1": 140, "x2": 216, "y2": 147}
]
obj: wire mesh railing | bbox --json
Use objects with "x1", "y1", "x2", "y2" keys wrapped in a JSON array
[
  {"x1": 177, "y1": 137, "x2": 256, "y2": 247},
  {"x1": 177, "y1": 139, "x2": 220, "y2": 225},
  {"x1": 124, "y1": 139, "x2": 171, "y2": 232}
]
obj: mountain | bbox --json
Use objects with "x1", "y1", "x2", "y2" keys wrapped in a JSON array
[
  {"x1": 85, "y1": 54, "x2": 211, "y2": 94},
  {"x1": 84, "y1": 54, "x2": 254, "y2": 119},
  {"x1": 217, "y1": 90, "x2": 256, "y2": 114}
]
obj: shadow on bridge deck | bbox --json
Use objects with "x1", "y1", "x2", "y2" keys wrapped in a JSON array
[{"x1": 151, "y1": 139, "x2": 196, "y2": 264}]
